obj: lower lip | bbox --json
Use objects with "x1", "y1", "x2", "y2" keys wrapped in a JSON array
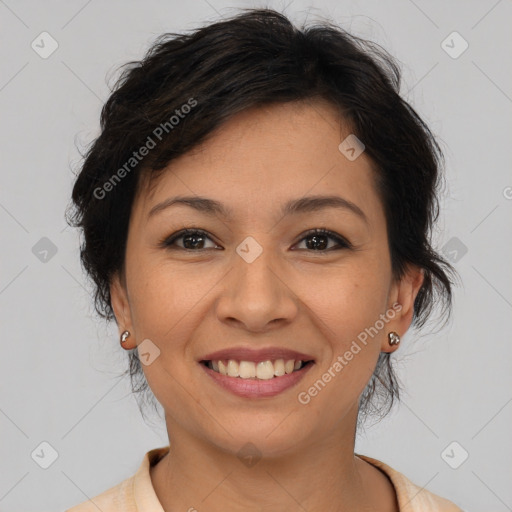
[{"x1": 200, "y1": 363, "x2": 314, "y2": 398}]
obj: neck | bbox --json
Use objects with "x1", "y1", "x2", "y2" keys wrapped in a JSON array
[{"x1": 150, "y1": 408, "x2": 397, "y2": 512}]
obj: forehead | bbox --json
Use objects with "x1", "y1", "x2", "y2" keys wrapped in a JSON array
[{"x1": 136, "y1": 100, "x2": 383, "y2": 225}]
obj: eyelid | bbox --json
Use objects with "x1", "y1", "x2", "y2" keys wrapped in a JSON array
[
  {"x1": 160, "y1": 227, "x2": 352, "y2": 252},
  {"x1": 292, "y1": 228, "x2": 353, "y2": 251},
  {"x1": 160, "y1": 228, "x2": 221, "y2": 250}
]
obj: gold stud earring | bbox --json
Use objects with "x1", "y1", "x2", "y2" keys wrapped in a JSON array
[
  {"x1": 120, "y1": 330, "x2": 130, "y2": 345},
  {"x1": 388, "y1": 331, "x2": 400, "y2": 346}
]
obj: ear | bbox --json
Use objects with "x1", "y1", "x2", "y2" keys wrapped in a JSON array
[
  {"x1": 110, "y1": 272, "x2": 135, "y2": 349},
  {"x1": 381, "y1": 265, "x2": 424, "y2": 353}
]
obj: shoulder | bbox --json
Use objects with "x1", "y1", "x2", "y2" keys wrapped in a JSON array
[
  {"x1": 356, "y1": 453, "x2": 464, "y2": 512},
  {"x1": 64, "y1": 474, "x2": 137, "y2": 512},
  {"x1": 65, "y1": 446, "x2": 170, "y2": 512},
  {"x1": 64, "y1": 476, "x2": 134, "y2": 512}
]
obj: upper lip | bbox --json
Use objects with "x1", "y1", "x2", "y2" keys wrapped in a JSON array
[{"x1": 200, "y1": 347, "x2": 315, "y2": 363}]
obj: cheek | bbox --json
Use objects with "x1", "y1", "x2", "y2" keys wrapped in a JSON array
[
  {"x1": 124, "y1": 260, "x2": 204, "y2": 413},
  {"x1": 308, "y1": 257, "x2": 391, "y2": 341},
  {"x1": 300, "y1": 258, "x2": 391, "y2": 398},
  {"x1": 125, "y1": 256, "x2": 203, "y2": 338}
]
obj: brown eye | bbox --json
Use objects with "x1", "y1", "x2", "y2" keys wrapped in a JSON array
[
  {"x1": 162, "y1": 229, "x2": 220, "y2": 250},
  {"x1": 293, "y1": 229, "x2": 351, "y2": 252},
  {"x1": 160, "y1": 227, "x2": 351, "y2": 253}
]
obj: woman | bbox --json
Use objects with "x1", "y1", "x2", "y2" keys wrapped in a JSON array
[{"x1": 66, "y1": 8, "x2": 462, "y2": 511}]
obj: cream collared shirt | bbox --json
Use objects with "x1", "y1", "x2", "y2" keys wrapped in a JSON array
[{"x1": 65, "y1": 445, "x2": 464, "y2": 511}]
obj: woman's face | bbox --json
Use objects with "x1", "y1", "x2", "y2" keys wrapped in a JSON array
[{"x1": 112, "y1": 100, "x2": 422, "y2": 457}]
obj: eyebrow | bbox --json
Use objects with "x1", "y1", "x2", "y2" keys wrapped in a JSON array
[{"x1": 148, "y1": 194, "x2": 368, "y2": 224}]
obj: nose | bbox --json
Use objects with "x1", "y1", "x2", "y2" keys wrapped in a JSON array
[{"x1": 215, "y1": 244, "x2": 299, "y2": 333}]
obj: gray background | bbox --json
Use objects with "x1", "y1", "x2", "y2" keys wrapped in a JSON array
[{"x1": 1, "y1": 0, "x2": 511, "y2": 510}]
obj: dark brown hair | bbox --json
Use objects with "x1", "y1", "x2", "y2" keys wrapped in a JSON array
[{"x1": 67, "y1": 8, "x2": 456, "y2": 426}]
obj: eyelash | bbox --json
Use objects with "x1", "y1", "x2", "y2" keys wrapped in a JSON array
[{"x1": 160, "y1": 227, "x2": 352, "y2": 253}]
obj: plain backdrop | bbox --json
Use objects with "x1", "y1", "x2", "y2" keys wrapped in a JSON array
[{"x1": 1, "y1": 1, "x2": 511, "y2": 510}]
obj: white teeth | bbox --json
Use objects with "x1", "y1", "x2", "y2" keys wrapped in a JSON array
[
  {"x1": 218, "y1": 360, "x2": 228, "y2": 376},
  {"x1": 256, "y1": 361, "x2": 275, "y2": 380},
  {"x1": 239, "y1": 361, "x2": 256, "y2": 378},
  {"x1": 227, "y1": 359, "x2": 239, "y2": 377},
  {"x1": 209, "y1": 358, "x2": 308, "y2": 378},
  {"x1": 274, "y1": 359, "x2": 285, "y2": 376},
  {"x1": 284, "y1": 359, "x2": 295, "y2": 374}
]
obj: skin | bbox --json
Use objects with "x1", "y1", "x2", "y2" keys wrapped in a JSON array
[{"x1": 111, "y1": 99, "x2": 424, "y2": 511}]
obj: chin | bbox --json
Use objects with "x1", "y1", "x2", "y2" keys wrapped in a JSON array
[{"x1": 200, "y1": 413, "x2": 315, "y2": 460}]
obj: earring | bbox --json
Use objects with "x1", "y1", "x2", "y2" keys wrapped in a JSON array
[
  {"x1": 120, "y1": 330, "x2": 131, "y2": 344},
  {"x1": 388, "y1": 331, "x2": 400, "y2": 346}
]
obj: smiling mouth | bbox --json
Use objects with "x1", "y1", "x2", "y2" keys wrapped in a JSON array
[{"x1": 201, "y1": 359, "x2": 315, "y2": 379}]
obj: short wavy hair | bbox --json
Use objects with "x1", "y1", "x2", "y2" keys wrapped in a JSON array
[{"x1": 67, "y1": 8, "x2": 457, "y2": 427}]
